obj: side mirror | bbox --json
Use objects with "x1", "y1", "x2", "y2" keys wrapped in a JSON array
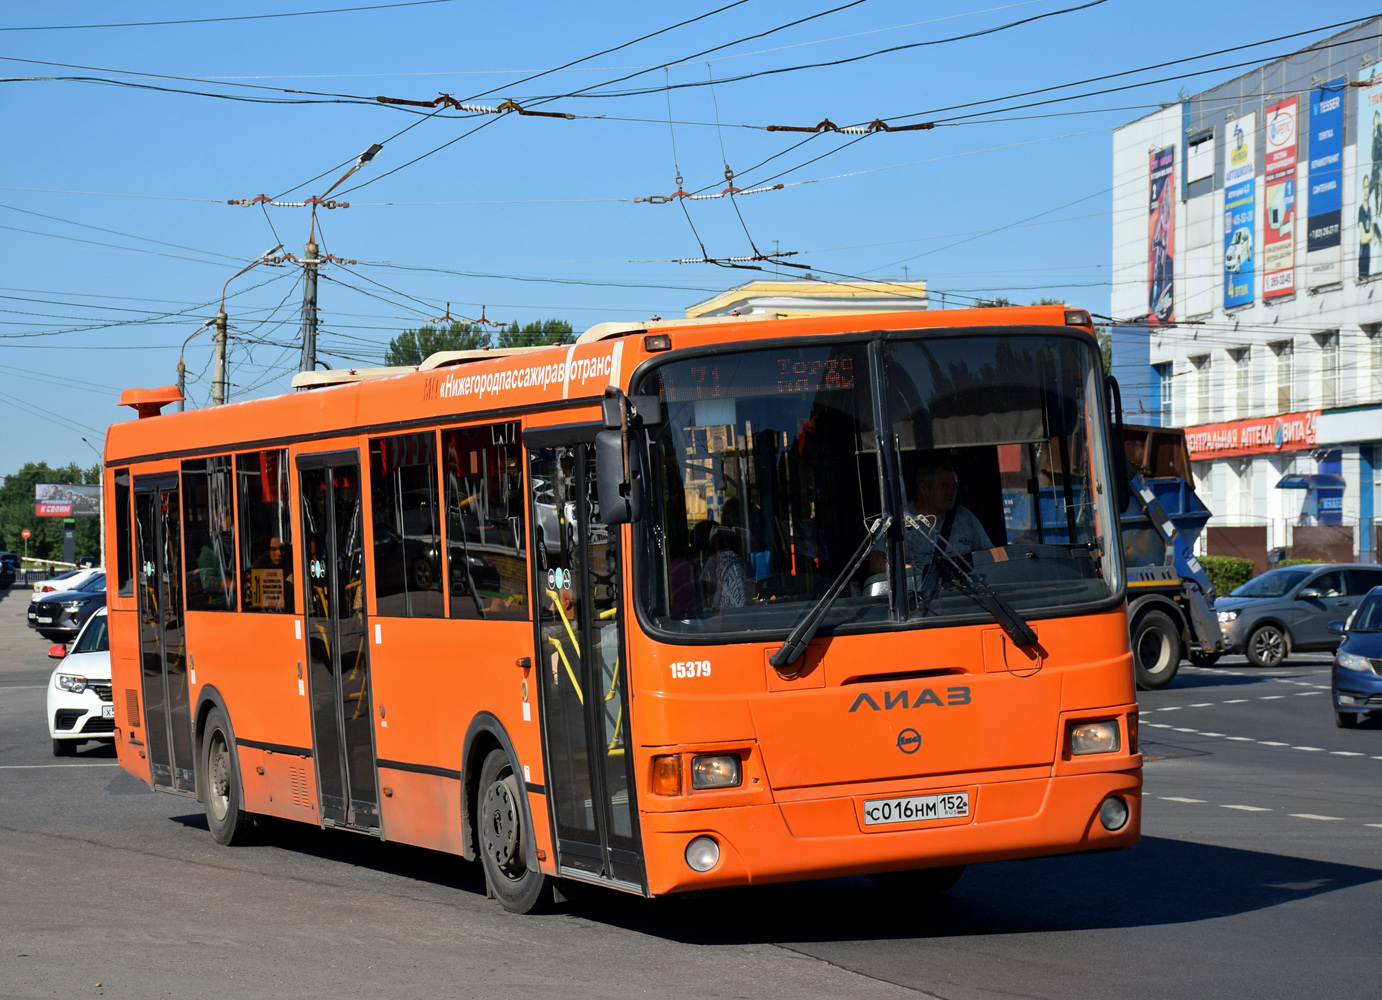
[
  {"x1": 48, "y1": 643, "x2": 67, "y2": 659},
  {"x1": 1298, "y1": 588, "x2": 1321, "y2": 600},
  {"x1": 1327, "y1": 620, "x2": 1347, "y2": 635},
  {"x1": 595, "y1": 429, "x2": 644, "y2": 525}
]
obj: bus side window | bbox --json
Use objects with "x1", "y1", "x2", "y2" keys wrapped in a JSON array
[
  {"x1": 114, "y1": 468, "x2": 134, "y2": 597},
  {"x1": 441, "y1": 422, "x2": 528, "y2": 620},
  {"x1": 236, "y1": 450, "x2": 294, "y2": 614},
  {"x1": 182, "y1": 456, "x2": 237, "y2": 612},
  {"x1": 368, "y1": 432, "x2": 443, "y2": 619}
]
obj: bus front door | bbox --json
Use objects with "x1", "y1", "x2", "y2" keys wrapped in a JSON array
[
  {"x1": 297, "y1": 452, "x2": 380, "y2": 833},
  {"x1": 133, "y1": 476, "x2": 196, "y2": 794},
  {"x1": 529, "y1": 442, "x2": 643, "y2": 890}
]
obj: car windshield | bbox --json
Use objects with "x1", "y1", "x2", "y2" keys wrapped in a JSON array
[
  {"x1": 76, "y1": 574, "x2": 105, "y2": 592},
  {"x1": 1230, "y1": 568, "x2": 1311, "y2": 598},
  {"x1": 71, "y1": 614, "x2": 109, "y2": 654},
  {"x1": 46, "y1": 570, "x2": 77, "y2": 584},
  {"x1": 1350, "y1": 594, "x2": 1382, "y2": 631},
  {"x1": 635, "y1": 331, "x2": 1121, "y2": 637}
]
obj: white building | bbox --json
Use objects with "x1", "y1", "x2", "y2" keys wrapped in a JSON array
[{"x1": 1111, "y1": 19, "x2": 1382, "y2": 567}]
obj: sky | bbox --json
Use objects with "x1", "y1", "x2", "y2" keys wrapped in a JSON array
[{"x1": 1, "y1": 0, "x2": 1377, "y2": 476}]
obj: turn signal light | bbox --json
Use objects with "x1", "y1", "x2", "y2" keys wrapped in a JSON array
[
  {"x1": 1064, "y1": 309, "x2": 1091, "y2": 326},
  {"x1": 1069, "y1": 720, "x2": 1121, "y2": 755},
  {"x1": 1128, "y1": 711, "x2": 1139, "y2": 754},
  {"x1": 651, "y1": 754, "x2": 682, "y2": 795}
]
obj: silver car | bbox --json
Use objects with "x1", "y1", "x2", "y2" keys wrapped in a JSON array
[{"x1": 1214, "y1": 564, "x2": 1382, "y2": 667}]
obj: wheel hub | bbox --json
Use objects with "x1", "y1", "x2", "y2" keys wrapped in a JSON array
[{"x1": 482, "y1": 778, "x2": 520, "y2": 869}]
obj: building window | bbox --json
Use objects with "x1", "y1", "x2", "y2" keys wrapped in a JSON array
[
  {"x1": 1230, "y1": 347, "x2": 1250, "y2": 418},
  {"x1": 1190, "y1": 354, "x2": 1212, "y2": 424},
  {"x1": 1317, "y1": 331, "x2": 1340, "y2": 408},
  {"x1": 237, "y1": 450, "x2": 294, "y2": 613},
  {"x1": 182, "y1": 456, "x2": 237, "y2": 612},
  {"x1": 442, "y1": 422, "x2": 527, "y2": 620},
  {"x1": 1154, "y1": 362, "x2": 1173, "y2": 424},
  {"x1": 1367, "y1": 324, "x2": 1382, "y2": 402},
  {"x1": 369, "y1": 431, "x2": 444, "y2": 619},
  {"x1": 1272, "y1": 340, "x2": 1294, "y2": 413}
]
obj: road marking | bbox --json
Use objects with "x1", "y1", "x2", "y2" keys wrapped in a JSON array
[
  {"x1": 1259, "y1": 741, "x2": 1289, "y2": 746},
  {"x1": 0, "y1": 763, "x2": 120, "y2": 769},
  {"x1": 1295, "y1": 691, "x2": 1324, "y2": 696},
  {"x1": 1146, "y1": 723, "x2": 1172, "y2": 729},
  {"x1": 1200, "y1": 732, "x2": 1225, "y2": 737},
  {"x1": 1221, "y1": 804, "x2": 1271, "y2": 812},
  {"x1": 1290, "y1": 814, "x2": 1345, "y2": 821},
  {"x1": 1260, "y1": 695, "x2": 1285, "y2": 700},
  {"x1": 1367, "y1": 824, "x2": 1382, "y2": 829},
  {"x1": 1189, "y1": 702, "x2": 1214, "y2": 708},
  {"x1": 1157, "y1": 706, "x2": 1183, "y2": 712},
  {"x1": 1331, "y1": 751, "x2": 1366, "y2": 757},
  {"x1": 1223, "y1": 699, "x2": 1249, "y2": 703},
  {"x1": 1225, "y1": 736, "x2": 1255, "y2": 741},
  {"x1": 1173, "y1": 727, "x2": 1198, "y2": 733},
  {"x1": 1293, "y1": 747, "x2": 1325, "y2": 752},
  {"x1": 1160, "y1": 796, "x2": 1207, "y2": 803}
]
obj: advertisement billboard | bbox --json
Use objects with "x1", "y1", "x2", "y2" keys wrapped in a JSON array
[
  {"x1": 1183, "y1": 409, "x2": 1319, "y2": 459},
  {"x1": 1358, "y1": 64, "x2": 1382, "y2": 280},
  {"x1": 35, "y1": 483, "x2": 100, "y2": 518},
  {"x1": 1148, "y1": 146, "x2": 1175, "y2": 324},
  {"x1": 1263, "y1": 97, "x2": 1297, "y2": 299},
  {"x1": 1306, "y1": 80, "x2": 1344, "y2": 288},
  {"x1": 1223, "y1": 113, "x2": 1256, "y2": 309}
]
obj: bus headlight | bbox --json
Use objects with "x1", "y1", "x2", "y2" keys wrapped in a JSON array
[
  {"x1": 1099, "y1": 796, "x2": 1130, "y2": 831},
  {"x1": 685, "y1": 836, "x2": 720, "y2": 872},
  {"x1": 1069, "y1": 720, "x2": 1121, "y2": 755},
  {"x1": 690, "y1": 754, "x2": 742, "y2": 789}
]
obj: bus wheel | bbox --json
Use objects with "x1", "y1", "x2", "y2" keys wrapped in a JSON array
[
  {"x1": 203, "y1": 707, "x2": 252, "y2": 846},
  {"x1": 1132, "y1": 610, "x2": 1181, "y2": 690},
  {"x1": 478, "y1": 749, "x2": 552, "y2": 914},
  {"x1": 870, "y1": 865, "x2": 966, "y2": 896}
]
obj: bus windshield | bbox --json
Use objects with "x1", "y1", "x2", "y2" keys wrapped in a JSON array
[{"x1": 636, "y1": 331, "x2": 1120, "y2": 637}]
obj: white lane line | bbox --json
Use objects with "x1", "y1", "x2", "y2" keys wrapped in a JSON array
[
  {"x1": 1157, "y1": 706, "x2": 1183, "y2": 712},
  {"x1": 1146, "y1": 723, "x2": 1173, "y2": 729},
  {"x1": 1189, "y1": 702, "x2": 1214, "y2": 708},
  {"x1": 1201, "y1": 732, "x2": 1225, "y2": 737},
  {"x1": 1331, "y1": 751, "x2": 1366, "y2": 757},
  {"x1": 0, "y1": 763, "x2": 120, "y2": 769},
  {"x1": 1160, "y1": 796, "x2": 1207, "y2": 803},
  {"x1": 1221, "y1": 804, "x2": 1271, "y2": 812},
  {"x1": 1223, "y1": 699, "x2": 1250, "y2": 704},
  {"x1": 1259, "y1": 741, "x2": 1289, "y2": 746},
  {"x1": 1290, "y1": 814, "x2": 1345, "y2": 821},
  {"x1": 1294, "y1": 747, "x2": 1325, "y2": 752},
  {"x1": 1260, "y1": 695, "x2": 1286, "y2": 700},
  {"x1": 1366, "y1": 824, "x2": 1382, "y2": 829},
  {"x1": 1295, "y1": 691, "x2": 1324, "y2": 696},
  {"x1": 1225, "y1": 736, "x2": 1255, "y2": 741},
  {"x1": 1173, "y1": 727, "x2": 1198, "y2": 733}
]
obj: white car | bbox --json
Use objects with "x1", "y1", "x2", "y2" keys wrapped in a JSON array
[
  {"x1": 46, "y1": 607, "x2": 114, "y2": 756},
  {"x1": 32, "y1": 566, "x2": 104, "y2": 595}
]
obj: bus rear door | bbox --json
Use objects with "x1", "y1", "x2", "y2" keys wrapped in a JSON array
[{"x1": 528, "y1": 437, "x2": 643, "y2": 890}]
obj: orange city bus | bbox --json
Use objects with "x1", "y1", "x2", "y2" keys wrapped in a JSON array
[{"x1": 103, "y1": 304, "x2": 1140, "y2": 913}]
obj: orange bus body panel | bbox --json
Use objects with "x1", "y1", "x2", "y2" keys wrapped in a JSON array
[{"x1": 103, "y1": 306, "x2": 1135, "y2": 897}]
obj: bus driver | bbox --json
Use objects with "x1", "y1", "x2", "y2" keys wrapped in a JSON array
[{"x1": 868, "y1": 456, "x2": 992, "y2": 580}]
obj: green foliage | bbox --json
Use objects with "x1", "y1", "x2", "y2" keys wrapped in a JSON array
[
  {"x1": 1031, "y1": 297, "x2": 1062, "y2": 306},
  {"x1": 1097, "y1": 327, "x2": 1112, "y2": 373},
  {"x1": 1276, "y1": 558, "x2": 1324, "y2": 567},
  {"x1": 383, "y1": 322, "x2": 493, "y2": 366},
  {"x1": 975, "y1": 296, "x2": 1014, "y2": 308},
  {"x1": 0, "y1": 461, "x2": 101, "y2": 561},
  {"x1": 495, "y1": 319, "x2": 574, "y2": 348},
  {"x1": 1200, "y1": 555, "x2": 1254, "y2": 596}
]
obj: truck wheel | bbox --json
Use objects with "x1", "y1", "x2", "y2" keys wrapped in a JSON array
[
  {"x1": 1132, "y1": 610, "x2": 1181, "y2": 690},
  {"x1": 1246, "y1": 625, "x2": 1288, "y2": 668}
]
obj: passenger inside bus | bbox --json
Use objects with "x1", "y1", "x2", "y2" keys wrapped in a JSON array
[{"x1": 248, "y1": 536, "x2": 294, "y2": 612}]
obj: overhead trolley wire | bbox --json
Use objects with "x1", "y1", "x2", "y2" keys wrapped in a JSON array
[{"x1": 0, "y1": 0, "x2": 459, "y2": 31}]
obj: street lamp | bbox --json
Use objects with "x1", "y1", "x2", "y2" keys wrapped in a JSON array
[
  {"x1": 177, "y1": 318, "x2": 215, "y2": 412},
  {"x1": 212, "y1": 243, "x2": 283, "y2": 406},
  {"x1": 80, "y1": 436, "x2": 106, "y2": 569}
]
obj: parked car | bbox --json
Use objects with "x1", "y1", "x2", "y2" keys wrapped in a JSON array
[
  {"x1": 77, "y1": 555, "x2": 99, "y2": 569},
  {"x1": 1215, "y1": 564, "x2": 1382, "y2": 667},
  {"x1": 28, "y1": 573, "x2": 106, "y2": 640},
  {"x1": 46, "y1": 607, "x2": 113, "y2": 756},
  {"x1": 0, "y1": 562, "x2": 13, "y2": 589},
  {"x1": 1328, "y1": 590, "x2": 1382, "y2": 728},
  {"x1": 0, "y1": 551, "x2": 20, "y2": 572},
  {"x1": 31, "y1": 566, "x2": 103, "y2": 594}
]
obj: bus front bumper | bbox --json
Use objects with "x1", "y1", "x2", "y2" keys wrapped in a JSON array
[{"x1": 639, "y1": 769, "x2": 1142, "y2": 896}]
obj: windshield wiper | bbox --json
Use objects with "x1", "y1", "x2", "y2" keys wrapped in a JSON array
[
  {"x1": 908, "y1": 515, "x2": 1040, "y2": 650},
  {"x1": 770, "y1": 514, "x2": 891, "y2": 671}
]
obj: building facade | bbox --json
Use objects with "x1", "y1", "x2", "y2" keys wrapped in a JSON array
[{"x1": 1112, "y1": 19, "x2": 1382, "y2": 566}]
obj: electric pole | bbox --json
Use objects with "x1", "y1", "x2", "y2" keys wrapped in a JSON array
[
  {"x1": 212, "y1": 308, "x2": 228, "y2": 406},
  {"x1": 299, "y1": 238, "x2": 319, "y2": 375}
]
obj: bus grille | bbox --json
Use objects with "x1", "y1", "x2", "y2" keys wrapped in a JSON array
[{"x1": 125, "y1": 689, "x2": 140, "y2": 726}]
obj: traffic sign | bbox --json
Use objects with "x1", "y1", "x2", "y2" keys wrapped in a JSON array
[{"x1": 21, "y1": 529, "x2": 30, "y2": 539}]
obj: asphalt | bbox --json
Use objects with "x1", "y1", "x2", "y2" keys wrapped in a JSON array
[{"x1": 1, "y1": 586, "x2": 1378, "y2": 999}]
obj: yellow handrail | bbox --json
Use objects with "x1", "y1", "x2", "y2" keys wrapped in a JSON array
[
  {"x1": 546, "y1": 637, "x2": 583, "y2": 705},
  {"x1": 545, "y1": 588, "x2": 581, "y2": 655}
]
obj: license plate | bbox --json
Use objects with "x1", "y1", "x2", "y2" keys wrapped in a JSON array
[
  {"x1": 863, "y1": 792, "x2": 970, "y2": 826},
  {"x1": 37, "y1": 617, "x2": 52, "y2": 624},
  {"x1": 101, "y1": 706, "x2": 115, "y2": 719}
]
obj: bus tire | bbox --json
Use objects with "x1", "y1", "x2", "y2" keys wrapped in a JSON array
[
  {"x1": 477, "y1": 748, "x2": 552, "y2": 914},
  {"x1": 870, "y1": 865, "x2": 966, "y2": 896},
  {"x1": 1131, "y1": 610, "x2": 1181, "y2": 690},
  {"x1": 202, "y1": 706, "x2": 252, "y2": 846}
]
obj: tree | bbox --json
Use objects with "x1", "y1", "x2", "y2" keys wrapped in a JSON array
[
  {"x1": 495, "y1": 319, "x2": 574, "y2": 348},
  {"x1": 975, "y1": 296, "x2": 1014, "y2": 308},
  {"x1": 1097, "y1": 327, "x2": 1113, "y2": 373},
  {"x1": 1031, "y1": 297, "x2": 1062, "y2": 306},
  {"x1": 0, "y1": 461, "x2": 101, "y2": 561},
  {"x1": 383, "y1": 322, "x2": 492, "y2": 366}
]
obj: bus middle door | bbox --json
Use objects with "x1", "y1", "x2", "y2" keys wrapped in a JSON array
[
  {"x1": 527, "y1": 435, "x2": 643, "y2": 891},
  {"x1": 297, "y1": 451, "x2": 381, "y2": 834}
]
